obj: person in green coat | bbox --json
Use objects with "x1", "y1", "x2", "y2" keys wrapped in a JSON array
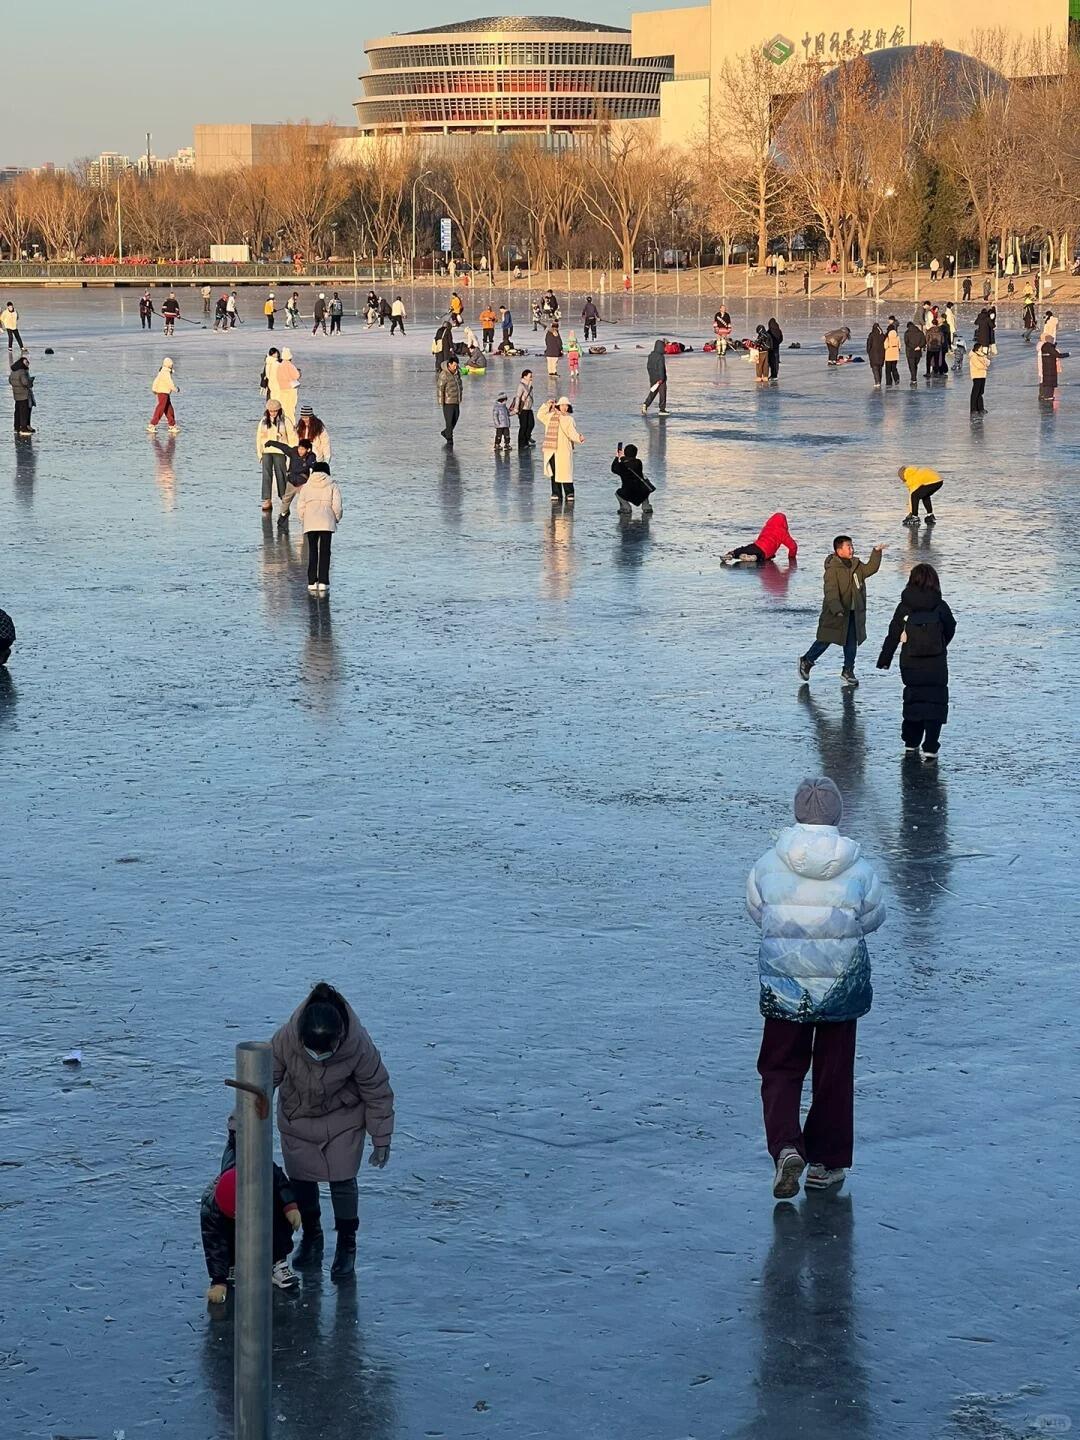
[{"x1": 798, "y1": 536, "x2": 885, "y2": 687}]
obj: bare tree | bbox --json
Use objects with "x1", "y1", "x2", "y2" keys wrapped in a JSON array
[
  {"x1": 577, "y1": 123, "x2": 658, "y2": 274},
  {"x1": 264, "y1": 123, "x2": 351, "y2": 257},
  {"x1": 708, "y1": 48, "x2": 793, "y2": 262},
  {"x1": 425, "y1": 143, "x2": 488, "y2": 264},
  {"x1": 28, "y1": 174, "x2": 95, "y2": 259},
  {"x1": 0, "y1": 176, "x2": 35, "y2": 259}
]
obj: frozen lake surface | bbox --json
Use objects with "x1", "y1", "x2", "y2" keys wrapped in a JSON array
[{"x1": 1, "y1": 288, "x2": 1078, "y2": 1439}]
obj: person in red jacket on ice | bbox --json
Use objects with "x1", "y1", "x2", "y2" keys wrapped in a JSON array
[{"x1": 723, "y1": 512, "x2": 798, "y2": 566}]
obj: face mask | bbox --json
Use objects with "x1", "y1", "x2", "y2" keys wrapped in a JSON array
[{"x1": 304, "y1": 1046, "x2": 334, "y2": 1062}]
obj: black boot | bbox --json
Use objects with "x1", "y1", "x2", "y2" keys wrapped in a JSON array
[
  {"x1": 293, "y1": 1216, "x2": 324, "y2": 1268},
  {"x1": 330, "y1": 1220, "x2": 358, "y2": 1282}
]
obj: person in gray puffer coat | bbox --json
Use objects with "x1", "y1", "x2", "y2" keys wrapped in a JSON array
[{"x1": 271, "y1": 982, "x2": 394, "y2": 1281}]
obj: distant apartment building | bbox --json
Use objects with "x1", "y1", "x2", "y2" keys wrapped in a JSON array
[
  {"x1": 194, "y1": 123, "x2": 357, "y2": 175},
  {"x1": 88, "y1": 152, "x2": 132, "y2": 187}
]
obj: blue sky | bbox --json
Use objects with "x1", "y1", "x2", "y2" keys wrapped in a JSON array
[{"x1": 3, "y1": 0, "x2": 681, "y2": 167}]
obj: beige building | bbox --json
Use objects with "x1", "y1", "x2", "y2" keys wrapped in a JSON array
[
  {"x1": 632, "y1": 0, "x2": 1070, "y2": 146},
  {"x1": 194, "y1": 123, "x2": 357, "y2": 175}
]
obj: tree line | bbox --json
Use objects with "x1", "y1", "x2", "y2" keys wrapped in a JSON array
[{"x1": 1, "y1": 35, "x2": 1077, "y2": 275}]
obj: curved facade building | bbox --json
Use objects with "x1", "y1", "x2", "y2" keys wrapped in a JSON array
[{"x1": 356, "y1": 17, "x2": 673, "y2": 138}]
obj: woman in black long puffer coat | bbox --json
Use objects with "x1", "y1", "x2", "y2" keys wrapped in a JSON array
[{"x1": 876, "y1": 563, "x2": 956, "y2": 759}]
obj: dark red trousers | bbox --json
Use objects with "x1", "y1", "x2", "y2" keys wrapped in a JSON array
[{"x1": 757, "y1": 1017, "x2": 857, "y2": 1168}]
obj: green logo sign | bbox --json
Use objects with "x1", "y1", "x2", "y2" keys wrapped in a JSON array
[{"x1": 764, "y1": 33, "x2": 795, "y2": 64}]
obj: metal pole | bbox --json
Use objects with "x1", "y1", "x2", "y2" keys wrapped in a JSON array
[
  {"x1": 913, "y1": 253, "x2": 919, "y2": 304},
  {"x1": 116, "y1": 177, "x2": 123, "y2": 264},
  {"x1": 232, "y1": 1042, "x2": 273, "y2": 1440}
]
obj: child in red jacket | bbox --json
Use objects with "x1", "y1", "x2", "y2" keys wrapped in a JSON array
[{"x1": 723, "y1": 512, "x2": 798, "y2": 566}]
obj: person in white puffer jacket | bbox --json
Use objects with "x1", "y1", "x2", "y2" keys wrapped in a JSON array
[
  {"x1": 746, "y1": 777, "x2": 885, "y2": 1200},
  {"x1": 296, "y1": 462, "x2": 342, "y2": 597}
]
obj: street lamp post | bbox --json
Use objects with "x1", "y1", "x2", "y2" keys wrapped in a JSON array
[{"x1": 411, "y1": 171, "x2": 432, "y2": 285}]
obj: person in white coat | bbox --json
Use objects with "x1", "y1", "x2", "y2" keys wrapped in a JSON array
[
  {"x1": 536, "y1": 396, "x2": 584, "y2": 503},
  {"x1": 256, "y1": 400, "x2": 298, "y2": 512},
  {"x1": 148, "y1": 358, "x2": 179, "y2": 434},
  {"x1": 296, "y1": 462, "x2": 342, "y2": 595},
  {"x1": 273, "y1": 348, "x2": 301, "y2": 423},
  {"x1": 746, "y1": 778, "x2": 885, "y2": 1198}
]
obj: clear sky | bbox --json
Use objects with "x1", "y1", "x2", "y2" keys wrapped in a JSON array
[{"x1": 2, "y1": 0, "x2": 683, "y2": 167}]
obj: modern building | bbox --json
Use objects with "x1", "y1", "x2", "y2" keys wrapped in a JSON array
[
  {"x1": 632, "y1": 0, "x2": 1069, "y2": 147},
  {"x1": 354, "y1": 17, "x2": 674, "y2": 140},
  {"x1": 88, "y1": 152, "x2": 132, "y2": 188},
  {"x1": 194, "y1": 124, "x2": 357, "y2": 175}
]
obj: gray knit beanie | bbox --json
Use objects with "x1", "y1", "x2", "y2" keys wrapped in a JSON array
[{"x1": 793, "y1": 777, "x2": 843, "y2": 827}]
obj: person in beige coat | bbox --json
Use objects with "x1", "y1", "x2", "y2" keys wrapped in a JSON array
[
  {"x1": 148, "y1": 358, "x2": 179, "y2": 433},
  {"x1": 273, "y1": 347, "x2": 301, "y2": 422},
  {"x1": 271, "y1": 982, "x2": 393, "y2": 1280},
  {"x1": 537, "y1": 395, "x2": 584, "y2": 503},
  {"x1": 256, "y1": 400, "x2": 298, "y2": 511},
  {"x1": 296, "y1": 461, "x2": 343, "y2": 594}
]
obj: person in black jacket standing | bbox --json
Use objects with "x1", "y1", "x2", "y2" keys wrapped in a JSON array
[
  {"x1": 903, "y1": 320, "x2": 924, "y2": 385},
  {"x1": 876, "y1": 563, "x2": 956, "y2": 759},
  {"x1": 866, "y1": 323, "x2": 886, "y2": 386},
  {"x1": 642, "y1": 339, "x2": 669, "y2": 414},
  {"x1": 9, "y1": 354, "x2": 34, "y2": 435},
  {"x1": 767, "y1": 317, "x2": 783, "y2": 379}
]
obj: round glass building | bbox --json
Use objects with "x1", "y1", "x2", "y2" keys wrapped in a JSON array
[{"x1": 356, "y1": 16, "x2": 674, "y2": 138}]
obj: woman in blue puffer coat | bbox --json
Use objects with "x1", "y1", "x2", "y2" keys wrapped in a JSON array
[{"x1": 746, "y1": 777, "x2": 885, "y2": 1200}]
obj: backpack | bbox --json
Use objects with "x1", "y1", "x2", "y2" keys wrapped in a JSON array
[{"x1": 902, "y1": 607, "x2": 944, "y2": 659}]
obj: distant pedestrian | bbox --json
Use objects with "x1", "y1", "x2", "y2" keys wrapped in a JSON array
[
  {"x1": 256, "y1": 399, "x2": 297, "y2": 512},
  {"x1": 897, "y1": 464, "x2": 943, "y2": 526},
  {"x1": 611, "y1": 441, "x2": 654, "y2": 515},
  {"x1": 449, "y1": 292, "x2": 463, "y2": 327},
  {"x1": 285, "y1": 292, "x2": 300, "y2": 329},
  {"x1": 753, "y1": 325, "x2": 772, "y2": 382},
  {"x1": 479, "y1": 304, "x2": 497, "y2": 352},
  {"x1": 10, "y1": 354, "x2": 35, "y2": 435},
  {"x1": 499, "y1": 305, "x2": 513, "y2": 347},
  {"x1": 492, "y1": 392, "x2": 511, "y2": 453},
  {"x1": 161, "y1": 292, "x2": 180, "y2": 337},
  {"x1": 929, "y1": 257, "x2": 940, "y2": 282},
  {"x1": 297, "y1": 463, "x2": 343, "y2": 595},
  {"x1": 531, "y1": 301, "x2": 542, "y2": 332},
  {"x1": 377, "y1": 295, "x2": 391, "y2": 329},
  {"x1": 213, "y1": 294, "x2": 228, "y2": 331},
  {"x1": 969, "y1": 345, "x2": 989, "y2": 414},
  {"x1": 798, "y1": 535, "x2": 884, "y2": 687},
  {"x1": 329, "y1": 293, "x2": 344, "y2": 335},
  {"x1": 264, "y1": 293, "x2": 277, "y2": 329},
  {"x1": 582, "y1": 296, "x2": 600, "y2": 343},
  {"x1": 767, "y1": 316, "x2": 783, "y2": 378},
  {"x1": 437, "y1": 357, "x2": 463, "y2": 445},
  {"x1": 544, "y1": 324, "x2": 563, "y2": 379},
  {"x1": 433, "y1": 319, "x2": 455, "y2": 373},
  {"x1": 390, "y1": 296, "x2": 407, "y2": 335},
  {"x1": 866, "y1": 322, "x2": 885, "y2": 386},
  {"x1": 641, "y1": 339, "x2": 669, "y2": 413},
  {"x1": 864, "y1": 268, "x2": 876, "y2": 298},
  {"x1": 1039, "y1": 338, "x2": 1066, "y2": 401},
  {"x1": 138, "y1": 292, "x2": 154, "y2": 331},
  {"x1": 567, "y1": 330, "x2": 581, "y2": 378},
  {"x1": 962, "y1": 275, "x2": 972, "y2": 302},
  {"x1": 876, "y1": 563, "x2": 956, "y2": 759},
  {"x1": 273, "y1": 348, "x2": 301, "y2": 423},
  {"x1": 924, "y1": 320, "x2": 944, "y2": 377},
  {"x1": 312, "y1": 293, "x2": 328, "y2": 335},
  {"x1": 260, "y1": 347, "x2": 281, "y2": 406},
  {"x1": 1022, "y1": 290, "x2": 1037, "y2": 341},
  {"x1": 226, "y1": 291, "x2": 239, "y2": 327},
  {"x1": 824, "y1": 325, "x2": 850, "y2": 365},
  {"x1": 263, "y1": 436, "x2": 314, "y2": 523},
  {"x1": 537, "y1": 396, "x2": 583, "y2": 503},
  {"x1": 511, "y1": 368, "x2": 535, "y2": 449},
  {"x1": 746, "y1": 777, "x2": 885, "y2": 1198},
  {"x1": 148, "y1": 357, "x2": 179, "y2": 434},
  {"x1": 201, "y1": 284, "x2": 212, "y2": 315},
  {"x1": 884, "y1": 320, "x2": 901, "y2": 386}
]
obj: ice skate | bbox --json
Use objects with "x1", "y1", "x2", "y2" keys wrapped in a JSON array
[
  {"x1": 902, "y1": 514, "x2": 920, "y2": 527},
  {"x1": 924, "y1": 514, "x2": 936, "y2": 525}
]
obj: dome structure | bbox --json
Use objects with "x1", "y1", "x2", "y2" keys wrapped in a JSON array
[{"x1": 775, "y1": 45, "x2": 1008, "y2": 152}]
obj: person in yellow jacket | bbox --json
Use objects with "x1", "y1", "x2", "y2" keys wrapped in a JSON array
[
  {"x1": 897, "y1": 464, "x2": 943, "y2": 528},
  {"x1": 264, "y1": 293, "x2": 276, "y2": 330}
]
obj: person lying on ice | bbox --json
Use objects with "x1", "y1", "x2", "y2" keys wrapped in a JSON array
[{"x1": 723, "y1": 512, "x2": 798, "y2": 566}]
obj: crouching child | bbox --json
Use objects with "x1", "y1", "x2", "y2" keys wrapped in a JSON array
[{"x1": 200, "y1": 1119, "x2": 302, "y2": 1304}]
